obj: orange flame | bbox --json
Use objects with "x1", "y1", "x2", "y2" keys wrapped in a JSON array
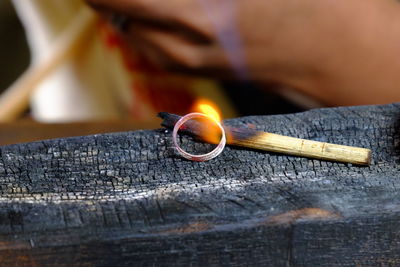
[
  {"x1": 191, "y1": 99, "x2": 223, "y2": 144},
  {"x1": 192, "y1": 99, "x2": 222, "y2": 122}
]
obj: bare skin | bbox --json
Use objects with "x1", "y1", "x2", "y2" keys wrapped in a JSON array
[{"x1": 86, "y1": 0, "x2": 400, "y2": 106}]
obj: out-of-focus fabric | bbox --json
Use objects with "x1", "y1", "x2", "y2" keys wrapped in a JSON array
[{"x1": 12, "y1": 0, "x2": 235, "y2": 122}]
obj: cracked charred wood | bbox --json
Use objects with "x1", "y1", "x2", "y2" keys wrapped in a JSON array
[{"x1": 0, "y1": 103, "x2": 400, "y2": 266}]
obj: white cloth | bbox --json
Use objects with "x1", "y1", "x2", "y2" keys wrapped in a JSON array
[{"x1": 12, "y1": 0, "x2": 131, "y2": 122}]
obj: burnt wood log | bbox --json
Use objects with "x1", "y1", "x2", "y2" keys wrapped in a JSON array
[{"x1": 0, "y1": 103, "x2": 400, "y2": 266}]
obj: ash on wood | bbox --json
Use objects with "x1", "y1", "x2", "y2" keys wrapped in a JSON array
[{"x1": 1, "y1": 104, "x2": 400, "y2": 266}]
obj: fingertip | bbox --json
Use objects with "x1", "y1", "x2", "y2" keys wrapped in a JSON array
[
  {"x1": 84, "y1": 0, "x2": 140, "y2": 12},
  {"x1": 84, "y1": 0, "x2": 106, "y2": 13}
]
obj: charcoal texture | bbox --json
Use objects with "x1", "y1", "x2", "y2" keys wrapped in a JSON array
[{"x1": 1, "y1": 104, "x2": 400, "y2": 266}]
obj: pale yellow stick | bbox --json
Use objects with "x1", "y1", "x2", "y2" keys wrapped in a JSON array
[
  {"x1": 0, "y1": 7, "x2": 98, "y2": 122},
  {"x1": 229, "y1": 131, "x2": 371, "y2": 165}
]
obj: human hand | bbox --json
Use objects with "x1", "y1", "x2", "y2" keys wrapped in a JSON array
[
  {"x1": 86, "y1": 0, "x2": 400, "y2": 106},
  {"x1": 86, "y1": 0, "x2": 323, "y2": 81}
]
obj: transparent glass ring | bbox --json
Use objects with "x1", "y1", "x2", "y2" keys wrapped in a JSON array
[{"x1": 172, "y1": 113, "x2": 226, "y2": 161}]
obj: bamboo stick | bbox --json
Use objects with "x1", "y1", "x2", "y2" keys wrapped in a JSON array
[{"x1": 228, "y1": 129, "x2": 371, "y2": 165}]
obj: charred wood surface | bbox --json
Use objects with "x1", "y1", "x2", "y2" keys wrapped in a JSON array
[{"x1": 1, "y1": 104, "x2": 400, "y2": 266}]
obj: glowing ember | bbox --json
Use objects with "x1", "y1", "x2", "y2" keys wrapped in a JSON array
[{"x1": 192, "y1": 99, "x2": 222, "y2": 122}]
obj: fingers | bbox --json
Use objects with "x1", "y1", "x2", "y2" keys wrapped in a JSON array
[
  {"x1": 86, "y1": 0, "x2": 167, "y2": 28},
  {"x1": 86, "y1": 0, "x2": 146, "y2": 14},
  {"x1": 86, "y1": 0, "x2": 176, "y2": 21},
  {"x1": 127, "y1": 26, "x2": 207, "y2": 69},
  {"x1": 124, "y1": 25, "x2": 231, "y2": 77},
  {"x1": 86, "y1": 0, "x2": 213, "y2": 43},
  {"x1": 85, "y1": 0, "x2": 236, "y2": 78}
]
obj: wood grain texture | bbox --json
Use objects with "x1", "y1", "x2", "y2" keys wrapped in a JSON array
[{"x1": 0, "y1": 104, "x2": 399, "y2": 266}]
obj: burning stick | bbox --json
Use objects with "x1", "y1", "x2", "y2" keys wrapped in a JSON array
[{"x1": 159, "y1": 112, "x2": 372, "y2": 165}]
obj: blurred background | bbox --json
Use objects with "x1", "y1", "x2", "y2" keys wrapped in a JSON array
[
  {"x1": 0, "y1": 0, "x2": 312, "y2": 146},
  {"x1": 0, "y1": 1, "x2": 29, "y2": 92}
]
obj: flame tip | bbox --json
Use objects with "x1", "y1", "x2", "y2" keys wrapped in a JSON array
[{"x1": 192, "y1": 99, "x2": 222, "y2": 123}]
